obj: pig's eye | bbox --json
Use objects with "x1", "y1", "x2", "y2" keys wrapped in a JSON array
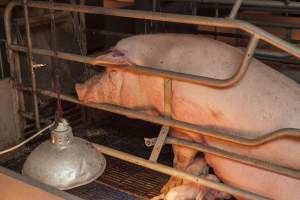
[{"x1": 112, "y1": 49, "x2": 124, "y2": 57}]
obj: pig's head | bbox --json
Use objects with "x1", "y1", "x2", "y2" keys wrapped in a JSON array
[{"x1": 75, "y1": 69, "x2": 123, "y2": 104}]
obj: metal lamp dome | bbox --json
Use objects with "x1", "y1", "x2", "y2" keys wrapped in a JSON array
[{"x1": 22, "y1": 119, "x2": 106, "y2": 190}]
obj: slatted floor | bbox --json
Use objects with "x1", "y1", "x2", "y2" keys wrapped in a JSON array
[{"x1": 0, "y1": 104, "x2": 173, "y2": 200}]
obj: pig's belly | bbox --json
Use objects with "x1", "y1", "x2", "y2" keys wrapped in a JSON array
[
  {"x1": 170, "y1": 82, "x2": 300, "y2": 199},
  {"x1": 201, "y1": 136, "x2": 300, "y2": 199},
  {"x1": 205, "y1": 154, "x2": 300, "y2": 200}
]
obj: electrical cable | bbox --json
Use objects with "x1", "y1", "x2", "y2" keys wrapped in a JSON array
[{"x1": 0, "y1": 122, "x2": 55, "y2": 155}]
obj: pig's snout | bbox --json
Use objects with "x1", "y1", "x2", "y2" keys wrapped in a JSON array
[{"x1": 75, "y1": 83, "x2": 87, "y2": 101}]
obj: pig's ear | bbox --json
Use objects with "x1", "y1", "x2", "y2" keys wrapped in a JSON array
[{"x1": 90, "y1": 49, "x2": 130, "y2": 66}]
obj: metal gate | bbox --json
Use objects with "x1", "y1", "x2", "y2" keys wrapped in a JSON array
[{"x1": 4, "y1": 1, "x2": 300, "y2": 199}]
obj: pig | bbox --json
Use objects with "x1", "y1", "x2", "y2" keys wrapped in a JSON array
[
  {"x1": 75, "y1": 34, "x2": 300, "y2": 200},
  {"x1": 164, "y1": 157, "x2": 231, "y2": 200}
]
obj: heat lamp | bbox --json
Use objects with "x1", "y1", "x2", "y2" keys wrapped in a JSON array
[{"x1": 22, "y1": 119, "x2": 106, "y2": 190}]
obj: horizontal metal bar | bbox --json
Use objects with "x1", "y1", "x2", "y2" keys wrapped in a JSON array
[
  {"x1": 18, "y1": 86, "x2": 300, "y2": 146},
  {"x1": 146, "y1": 136, "x2": 300, "y2": 180},
  {"x1": 20, "y1": 111, "x2": 51, "y2": 125},
  {"x1": 9, "y1": 43, "x2": 257, "y2": 88},
  {"x1": 5, "y1": 1, "x2": 300, "y2": 60},
  {"x1": 13, "y1": 12, "x2": 70, "y2": 28},
  {"x1": 199, "y1": 0, "x2": 300, "y2": 8},
  {"x1": 15, "y1": 0, "x2": 300, "y2": 60},
  {"x1": 92, "y1": 143, "x2": 270, "y2": 200}
]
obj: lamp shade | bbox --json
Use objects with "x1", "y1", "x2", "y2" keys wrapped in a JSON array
[{"x1": 22, "y1": 119, "x2": 106, "y2": 190}]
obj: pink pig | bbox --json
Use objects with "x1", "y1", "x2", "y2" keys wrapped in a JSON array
[{"x1": 76, "y1": 34, "x2": 300, "y2": 200}]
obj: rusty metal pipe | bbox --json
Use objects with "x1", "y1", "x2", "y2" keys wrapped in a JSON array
[
  {"x1": 18, "y1": 86, "x2": 300, "y2": 146},
  {"x1": 145, "y1": 136, "x2": 300, "y2": 180},
  {"x1": 92, "y1": 143, "x2": 270, "y2": 200},
  {"x1": 22, "y1": 0, "x2": 40, "y2": 129}
]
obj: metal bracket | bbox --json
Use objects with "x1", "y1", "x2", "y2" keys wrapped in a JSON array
[
  {"x1": 32, "y1": 63, "x2": 47, "y2": 69},
  {"x1": 149, "y1": 125, "x2": 169, "y2": 162}
]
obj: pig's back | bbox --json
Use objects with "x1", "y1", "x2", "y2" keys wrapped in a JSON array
[{"x1": 122, "y1": 34, "x2": 300, "y2": 135}]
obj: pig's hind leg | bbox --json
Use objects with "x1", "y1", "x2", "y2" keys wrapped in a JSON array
[{"x1": 161, "y1": 129, "x2": 199, "y2": 194}]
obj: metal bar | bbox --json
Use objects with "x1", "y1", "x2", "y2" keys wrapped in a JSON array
[
  {"x1": 228, "y1": 0, "x2": 243, "y2": 19},
  {"x1": 92, "y1": 143, "x2": 270, "y2": 200},
  {"x1": 87, "y1": 29, "x2": 132, "y2": 38},
  {"x1": 9, "y1": 35, "x2": 257, "y2": 88},
  {"x1": 5, "y1": 2, "x2": 300, "y2": 87},
  {"x1": 20, "y1": 111, "x2": 51, "y2": 125},
  {"x1": 78, "y1": 0, "x2": 88, "y2": 123},
  {"x1": 49, "y1": 0, "x2": 59, "y2": 98},
  {"x1": 5, "y1": 1, "x2": 300, "y2": 59},
  {"x1": 13, "y1": 12, "x2": 70, "y2": 28},
  {"x1": 199, "y1": 0, "x2": 300, "y2": 8},
  {"x1": 3, "y1": 0, "x2": 299, "y2": 60},
  {"x1": 18, "y1": 86, "x2": 300, "y2": 146},
  {"x1": 145, "y1": 136, "x2": 300, "y2": 180},
  {"x1": 22, "y1": 0, "x2": 40, "y2": 129},
  {"x1": 149, "y1": 125, "x2": 169, "y2": 161}
]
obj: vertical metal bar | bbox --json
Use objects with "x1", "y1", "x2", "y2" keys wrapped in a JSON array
[
  {"x1": 224, "y1": 35, "x2": 258, "y2": 87},
  {"x1": 214, "y1": 4, "x2": 219, "y2": 40},
  {"x1": 49, "y1": 0, "x2": 59, "y2": 91},
  {"x1": 79, "y1": 0, "x2": 88, "y2": 123},
  {"x1": 22, "y1": 0, "x2": 40, "y2": 129},
  {"x1": 163, "y1": 79, "x2": 172, "y2": 116},
  {"x1": 149, "y1": 78, "x2": 172, "y2": 161},
  {"x1": 228, "y1": 0, "x2": 243, "y2": 19},
  {"x1": 151, "y1": 0, "x2": 158, "y2": 32}
]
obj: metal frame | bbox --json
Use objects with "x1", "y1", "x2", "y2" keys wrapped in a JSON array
[{"x1": 4, "y1": 0, "x2": 300, "y2": 199}]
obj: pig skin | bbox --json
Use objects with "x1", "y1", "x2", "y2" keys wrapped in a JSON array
[
  {"x1": 76, "y1": 34, "x2": 300, "y2": 199},
  {"x1": 164, "y1": 157, "x2": 231, "y2": 200}
]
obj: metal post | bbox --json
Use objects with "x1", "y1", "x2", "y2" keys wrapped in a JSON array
[
  {"x1": 228, "y1": 0, "x2": 243, "y2": 19},
  {"x1": 149, "y1": 78, "x2": 172, "y2": 161},
  {"x1": 22, "y1": 0, "x2": 40, "y2": 129}
]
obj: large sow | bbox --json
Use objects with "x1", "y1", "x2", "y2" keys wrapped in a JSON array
[{"x1": 76, "y1": 34, "x2": 300, "y2": 200}]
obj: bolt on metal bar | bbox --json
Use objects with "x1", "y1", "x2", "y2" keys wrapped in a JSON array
[
  {"x1": 228, "y1": 0, "x2": 243, "y2": 19},
  {"x1": 22, "y1": 0, "x2": 40, "y2": 129},
  {"x1": 18, "y1": 86, "x2": 300, "y2": 146},
  {"x1": 145, "y1": 136, "x2": 300, "y2": 180},
  {"x1": 92, "y1": 143, "x2": 270, "y2": 200}
]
